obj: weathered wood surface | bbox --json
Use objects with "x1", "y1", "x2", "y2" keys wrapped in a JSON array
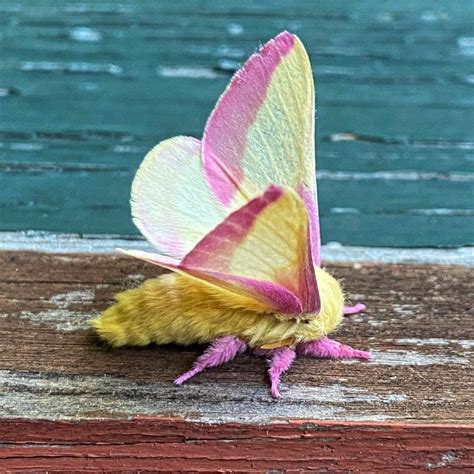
[
  {"x1": 1, "y1": 420, "x2": 473, "y2": 471},
  {"x1": 1, "y1": 250, "x2": 473, "y2": 470},
  {"x1": 1, "y1": 230, "x2": 474, "y2": 265},
  {"x1": 1, "y1": 0, "x2": 474, "y2": 246}
]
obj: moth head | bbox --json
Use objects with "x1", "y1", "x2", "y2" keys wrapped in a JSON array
[{"x1": 293, "y1": 267, "x2": 345, "y2": 340}]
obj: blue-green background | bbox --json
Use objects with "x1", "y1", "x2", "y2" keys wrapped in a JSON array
[{"x1": 1, "y1": 0, "x2": 473, "y2": 247}]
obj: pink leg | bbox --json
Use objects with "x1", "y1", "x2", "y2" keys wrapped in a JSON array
[
  {"x1": 267, "y1": 347, "x2": 296, "y2": 398},
  {"x1": 344, "y1": 303, "x2": 366, "y2": 316},
  {"x1": 297, "y1": 337, "x2": 371, "y2": 360},
  {"x1": 174, "y1": 336, "x2": 247, "y2": 385}
]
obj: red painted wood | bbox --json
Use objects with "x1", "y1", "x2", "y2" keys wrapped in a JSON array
[{"x1": 1, "y1": 419, "x2": 473, "y2": 471}]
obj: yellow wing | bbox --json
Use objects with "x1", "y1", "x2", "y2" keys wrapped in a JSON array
[{"x1": 202, "y1": 31, "x2": 321, "y2": 264}]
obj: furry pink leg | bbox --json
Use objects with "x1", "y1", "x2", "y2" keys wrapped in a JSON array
[
  {"x1": 297, "y1": 337, "x2": 371, "y2": 360},
  {"x1": 344, "y1": 303, "x2": 366, "y2": 316},
  {"x1": 174, "y1": 336, "x2": 247, "y2": 385},
  {"x1": 267, "y1": 347, "x2": 296, "y2": 399}
]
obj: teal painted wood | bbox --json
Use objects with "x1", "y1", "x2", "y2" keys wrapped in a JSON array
[{"x1": 1, "y1": 0, "x2": 473, "y2": 247}]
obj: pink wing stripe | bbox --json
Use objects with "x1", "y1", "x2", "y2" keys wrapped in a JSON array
[
  {"x1": 181, "y1": 184, "x2": 319, "y2": 315},
  {"x1": 181, "y1": 184, "x2": 284, "y2": 270},
  {"x1": 202, "y1": 31, "x2": 295, "y2": 206},
  {"x1": 119, "y1": 250, "x2": 302, "y2": 314},
  {"x1": 297, "y1": 183, "x2": 321, "y2": 266},
  {"x1": 299, "y1": 231, "x2": 320, "y2": 313},
  {"x1": 181, "y1": 269, "x2": 303, "y2": 315}
]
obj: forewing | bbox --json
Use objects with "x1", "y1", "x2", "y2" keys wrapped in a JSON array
[
  {"x1": 131, "y1": 136, "x2": 245, "y2": 260},
  {"x1": 202, "y1": 31, "x2": 321, "y2": 264},
  {"x1": 180, "y1": 185, "x2": 320, "y2": 316}
]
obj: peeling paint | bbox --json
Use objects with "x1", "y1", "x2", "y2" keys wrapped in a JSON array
[
  {"x1": 396, "y1": 338, "x2": 474, "y2": 350},
  {"x1": 17, "y1": 290, "x2": 96, "y2": 332},
  {"x1": 392, "y1": 304, "x2": 418, "y2": 317},
  {"x1": 459, "y1": 340, "x2": 474, "y2": 349},
  {"x1": 126, "y1": 274, "x2": 145, "y2": 283},
  {"x1": 50, "y1": 290, "x2": 95, "y2": 308},
  {"x1": 426, "y1": 451, "x2": 460, "y2": 469},
  {"x1": 342, "y1": 350, "x2": 469, "y2": 366},
  {"x1": 0, "y1": 231, "x2": 472, "y2": 266},
  {"x1": 18, "y1": 310, "x2": 93, "y2": 332},
  {"x1": 367, "y1": 319, "x2": 384, "y2": 327},
  {"x1": 0, "y1": 371, "x2": 409, "y2": 423},
  {"x1": 369, "y1": 350, "x2": 470, "y2": 366}
]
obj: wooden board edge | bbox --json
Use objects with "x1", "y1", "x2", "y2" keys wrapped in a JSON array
[
  {"x1": 0, "y1": 231, "x2": 472, "y2": 266},
  {"x1": 1, "y1": 418, "x2": 473, "y2": 471}
]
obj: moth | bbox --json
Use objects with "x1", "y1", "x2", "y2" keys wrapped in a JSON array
[{"x1": 93, "y1": 31, "x2": 370, "y2": 398}]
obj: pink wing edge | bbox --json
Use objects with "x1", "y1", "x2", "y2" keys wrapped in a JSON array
[{"x1": 201, "y1": 31, "x2": 296, "y2": 208}]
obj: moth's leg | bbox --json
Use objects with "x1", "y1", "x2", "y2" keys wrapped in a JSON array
[
  {"x1": 297, "y1": 337, "x2": 371, "y2": 360},
  {"x1": 174, "y1": 336, "x2": 247, "y2": 385},
  {"x1": 267, "y1": 347, "x2": 296, "y2": 399},
  {"x1": 343, "y1": 303, "x2": 366, "y2": 316}
]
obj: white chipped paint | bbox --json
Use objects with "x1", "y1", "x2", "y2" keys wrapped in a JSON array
[
  {"x1": 367, "y1": 319, "x2": 384, "y2": 327},
  {"x1": 426, "y1": 451, "x2": 460, "y2": 469},
  {"x1": 458, "y1": 36, "x2": 474, "y2": 56},
  {"x1": 126, "y1": 274, "x2": 145, "y2": 283},
  {"x1": 52, "y1": 255, "x2": 83, "y2": 263},
  {"x1": 318, "y1": 170, "x2": 474, "y2": 183},
  {"x1": 330, "y1": 207, "x2": 360, "y2": 214},
  {"x1": 459, "y1": 340, "x2": 474, "y2": 349},
  {"x1": 18, "y1": 290, "x2": 96, "y2": 332},
  {"x1": 18, "y1": 309, "x2": 93, "y2": 332},
  {"x1": 396, "y1": 338, "x2": 474, "y2": 350},
  {"x1": 420, "y1": 11, "x2": 448, "y2": 23},
  {"x1": 1, "y1": 232, "x2": 472, "y2": 266},
  {"x1": 227, "y1": 23, "x2": 244, "y2": 36},
  {"x1": 364, "y1": 350, "x2": 470, "y2": 366},
  {"x1": 20, "y1": 61, "x2": 123, "y2": 75},
  {"x1": 50, "y1": 290, "x2": 95, "y2": 308},
  {"x1": 0, "y1": 370, "x2": 409, "y2": 423},
  {"x1": 397, "y1": 338, "x2": 449, "y2": 346},
  {"x1": 8, "y1": 142, "x2": 44, "y2": 151},
  {"x1": 69, "y1": 27, "x2": 102, "y2": 42},
  {"x1": 157, "y1": 66, "x2": 220, "y2": 79},
  {"x1": 408, "y1": 208, "x2": 474, "y2": 216},
  {"x1": 392, "y1": 304, "x2": 418, "y2": 317},
  {"x1": 217, "y1": 45, "x2": 245, "y2": 58},
  {"x1": 113, "y1": 144, "x2": 145, "y2": 154},
  {"x1": 63, "y1": 3, "x2": 134, "y2": 14}
]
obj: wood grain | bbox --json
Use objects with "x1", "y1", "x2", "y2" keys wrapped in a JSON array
[
  {"x1": 0, "y1": 250, "x2": 473, "y2": 470},
  {"x1": 1, "y1": 420, "x2": 473, "y2": 471},
  {"x1": 1, "y1": 251, "x2": 472, "y2": 423},
  {"x1": 1, "y1": 0, "x2": 473, "y2": 246}
]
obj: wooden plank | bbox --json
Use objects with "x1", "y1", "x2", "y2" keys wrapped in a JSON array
[
  {"x1": 1, "y1": 420, "x2": 473, "y2": 471},
  {"x1": 1, "y1": 0, "x2": 473, "y2": 246},
  {"x1": 0, "y1": 250, "x2": 473, "y2": 469},
  {"x1": 1, "y1": 251, "x2": 472, "y2": 424}
]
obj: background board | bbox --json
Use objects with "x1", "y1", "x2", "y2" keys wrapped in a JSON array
[{"x1": 1, "y1": 0, "x2": 473, "y2": 247}]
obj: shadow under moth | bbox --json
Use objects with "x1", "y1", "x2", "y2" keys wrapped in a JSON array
[{"x1": 93, "y1": 31, "x2": 370, "y2": 398}]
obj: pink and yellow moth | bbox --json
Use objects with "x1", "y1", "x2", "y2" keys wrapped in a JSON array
[{"x1": 93, "y1": 31, "x2": 370, "y2": 398}]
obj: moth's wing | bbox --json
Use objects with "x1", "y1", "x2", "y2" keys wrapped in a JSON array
[
  {"x1": 131, "y1": 136, "x2": 246, "y2": 260},
  {"x1": 202, "y1": 31, "x2": 321, "y2": 265},
  {"x1": 183, "y1": 184, "x2": 320, "y2": 315},
  {"x1": 126, "y1": 185, "x2": 320, "y2": 316}
]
